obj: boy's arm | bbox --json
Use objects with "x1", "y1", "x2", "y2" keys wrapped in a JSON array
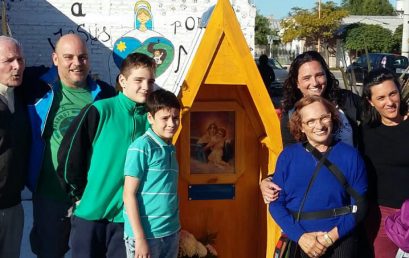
[
  {"x1": 57, "y1": 104, "x2": 100, "y2": 202},
  {"x1": 123, "y1": 176, "x2": 150, "y2": 256}
]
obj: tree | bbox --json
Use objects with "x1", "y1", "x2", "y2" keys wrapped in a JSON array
[
  {"x1": 341, "y1": 0, "x2": 361, "y2": 15},
  {"x1": 342, "y1": 0, "x2": 395, "y2": 15},
  {"x1": 255, "y1": 12, "x2": 273, "y2": 45},
  {"x1": 280, "y1": 1, "x2": 347, "y2": 48},
  {"x1": 392, "y1": 24, "x2": 403, "y2": 54},
  {"x1": 344, "y1": 24, "x2": 394, "y2": 53}
]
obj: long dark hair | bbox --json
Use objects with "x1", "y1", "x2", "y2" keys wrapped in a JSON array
[
  {"x1": 282, "y1": 51, "x2": 341, "y2": 112},
  {"x1": 362, "y1": 68, "x2": 408, "y2": 127}
]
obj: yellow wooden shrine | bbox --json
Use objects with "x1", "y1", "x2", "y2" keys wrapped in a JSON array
[{"x1": 173, "y1": 0, "x2": 283, "y2": 257}]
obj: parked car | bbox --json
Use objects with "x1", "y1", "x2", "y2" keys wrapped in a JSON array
[{"x1": 346, "y1": 53, "x2": 409, "y2": 85}]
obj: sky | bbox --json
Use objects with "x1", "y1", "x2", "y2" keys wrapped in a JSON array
[{"x1": 254, "y1": 0, "x2": 398, "y2": 19}]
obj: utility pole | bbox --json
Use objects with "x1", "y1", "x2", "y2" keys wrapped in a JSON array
[
  {"x1": 267, "y1": 35, "x2": 273, "y2": 58},
  {"x1": 317, "y1": 0, "x2": 321, "y2": 52},
  {"x1": 402, "y1": 0, "x2": 409, "y2": 57}
]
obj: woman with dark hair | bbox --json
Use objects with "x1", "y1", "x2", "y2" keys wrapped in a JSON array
[
  {"x1": 360, "y1": 68, "x2": 409, "y2": 258},
  {"x1": 281, "y1": 51, "x2": 361, "y2": 147},
  {"x1": 269, "y1": 95, "x2": 367, "y2": 258},
  {"x1": 361, "y1": 68, "x2": 408, "y2": 127},
  {"x1": 261, "y1": 51, "x2": 362, "y2": 203}
]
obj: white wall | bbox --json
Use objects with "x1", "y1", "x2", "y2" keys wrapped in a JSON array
[{"x1": 7, "y1": 0, "x2": 255, "y2": 93}]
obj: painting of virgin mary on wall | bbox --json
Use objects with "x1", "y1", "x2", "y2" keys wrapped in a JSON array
[{"x1": 190, "y1": 111, "x2": 235, "y2": 174}]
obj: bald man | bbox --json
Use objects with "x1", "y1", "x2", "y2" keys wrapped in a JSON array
[
  {"x1": 0, "y1": 36, "x2": 29, "y2": 258},
  {"x1": 26, "y1": 34, "x2": 116, "y2": 258}
]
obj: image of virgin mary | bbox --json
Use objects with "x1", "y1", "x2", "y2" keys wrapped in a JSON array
[{"x1": 112, "y1": 0, "x2": 174, "y2": 78}]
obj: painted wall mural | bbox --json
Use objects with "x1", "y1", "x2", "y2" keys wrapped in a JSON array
[
  {"x1": 7, "y1": 0, "x2": 256, "y2": 94},
  {"x1": 112, "y1": 1, "x2": 175, "y2": 82}
]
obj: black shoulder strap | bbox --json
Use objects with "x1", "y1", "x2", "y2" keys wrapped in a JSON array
[
  {"x1": 296, "y1": 146, "x2": 331, "y2": 221},
  {"x1": 305, "y1": 142, "x2": 364, "y2": 203}
]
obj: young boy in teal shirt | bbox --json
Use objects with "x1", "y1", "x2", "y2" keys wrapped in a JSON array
[{"x1": 123, "y1": 89, "x2": 181, "y2": 258}]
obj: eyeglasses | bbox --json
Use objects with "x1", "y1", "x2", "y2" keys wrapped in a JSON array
[{"x1": 302, "y1": 113, "x2": 332, "y2": 128}]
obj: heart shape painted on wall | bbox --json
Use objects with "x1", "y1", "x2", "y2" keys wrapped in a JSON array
[{"x1": 113, "y1": 36, "x2": 174, "y2": 77}]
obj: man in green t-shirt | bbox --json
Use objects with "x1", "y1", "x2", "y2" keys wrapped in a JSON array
[{"x1": 26, "y1": 34, "x2": 115, "y2": 258}]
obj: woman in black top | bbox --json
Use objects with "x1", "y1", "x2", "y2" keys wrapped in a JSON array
[{"x1": 360, "y1": 68, "x2": 409, "y2": 258}]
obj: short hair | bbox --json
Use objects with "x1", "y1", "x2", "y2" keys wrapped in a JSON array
[
  {"x1": 362, "y1": 68, "x2": 408, "y2": 126},
  {"x1": 0, "y1": 36, "x2": 22, "y2": 51},
  {"x1": 282, "y1": 51, "x2": 341, "y2": 112},
  {"x1": 146, "y1": 89, "x2": 181, "y2": 116},
  {"x1": 289, "y1": 95, "x2": 341, "y2": 142},
  {"x1": 54, "y1": 34, "x2": 86, "y2": 53},
  {"x1": 119, "y1": 52, "x2": 156, "y2": 79}
]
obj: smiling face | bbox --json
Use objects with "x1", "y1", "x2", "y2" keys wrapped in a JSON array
[
  {"x1": 119, "y1": 66, "x2": 155, "y2": 103},
  {"x1": 148, "y1": 107, "x2": 180, "y2": 142},
  {"x1": 137, "y1": 10, "x2": 151, "y2": 25},
  {"x1": 368, "y1": 79, "x2": 403, "y2": 126},
  {"x1": 0, "y1": 38, "x2": 25, "y2": 87},
  {"x1": 297, "y1": 60, "x2": 327, "y2": 97},
  {"x1": 300, "y1": 101, "x2": 333, "y2": 149},
  {"x1": 52, "y1": 34, "x2": 89, "y2": 88}
]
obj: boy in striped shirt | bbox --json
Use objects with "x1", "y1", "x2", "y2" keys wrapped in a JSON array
[{"x1": 123, "y1": 89, "x2": 181, "y2": 258}]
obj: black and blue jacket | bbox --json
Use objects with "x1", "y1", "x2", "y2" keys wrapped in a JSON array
[{"x1": 23, "y1": 66, "x2": 116, "y2": 192}]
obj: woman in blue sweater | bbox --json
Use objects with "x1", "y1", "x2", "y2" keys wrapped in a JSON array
[{"x1": 269, "y1": 96, "x2": 367, "y2": 258}]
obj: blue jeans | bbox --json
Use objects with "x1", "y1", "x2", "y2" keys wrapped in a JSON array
[
  {"x1": 125, "y1": 231, "x2": 180, "y2": 258},
  {"x1": 70, "y1": 216, "x2": 126, "y2": 258}
]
